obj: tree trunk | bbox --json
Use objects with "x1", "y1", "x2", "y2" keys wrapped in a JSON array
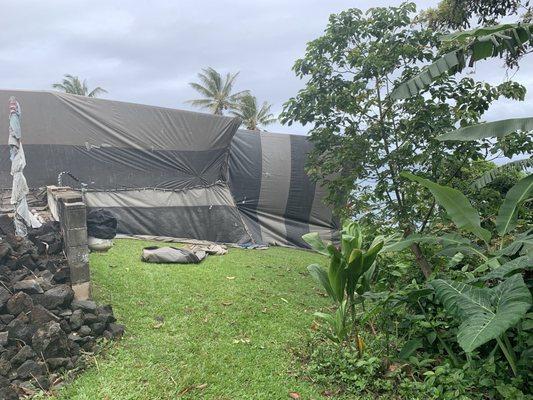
[{"x1": 410, "y1": 243, "x2": 432, "y2": 279}]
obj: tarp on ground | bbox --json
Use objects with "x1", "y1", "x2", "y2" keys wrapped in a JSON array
[{"x1": 0, "y1": 89, "x2": 338, "y2": 246}]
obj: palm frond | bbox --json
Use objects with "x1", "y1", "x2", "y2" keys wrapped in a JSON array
[
  {"x1": 187, "y1": 67, "x2": 247, "y2": 115},
  {"x1": 188, "y1": 82, "x2": 215, "y2": 98},
  {"x1": 88, "y1": 87, "x2": 108, "y2": 98},
  {"x1": 52, "y1": 74, "x2": 106, "y2": 97},
  {"x1": 185, "y1": 99, "x2": 216, "y2": 108},
  {"x1": 230, "y1": 94, "x2": 275, "y2": 130}
]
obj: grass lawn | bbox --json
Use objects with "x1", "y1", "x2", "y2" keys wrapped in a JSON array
[{"x1": 52, "y1": 239, "x2": 330, "y2": 400}]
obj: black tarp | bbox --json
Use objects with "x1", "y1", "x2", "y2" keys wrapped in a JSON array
[{"x1": 0, "y1": 89, "x2": 338, "y2": 246}]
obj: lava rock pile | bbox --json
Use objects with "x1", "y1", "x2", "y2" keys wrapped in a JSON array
[{"x1": 0, "y1": 217, "x2": 124, "y2": 399}]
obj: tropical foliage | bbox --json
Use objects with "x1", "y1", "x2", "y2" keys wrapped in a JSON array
[
  {"x1": 52, "y1": 74, "x2": 107, "y2": 97},
  {"x1": 391, "y1": 23, "x2": 533, "y2": 99},
  {"x1": 290, "y1": 2, "x2": 533, "y2": 398},
  {"x1": 303, "y1": 222, "x2": 387, "y2": 348},
  {"x1": 400, "y1": 172, "x2": 532, "y2": 375},
  {"x1": 280, "y1": 2, "x2": 526, "y2": 279},
  {"x1": 186, "y1": 67, "x2": 249, "y2": 115},
  {"x1": 230, "y1": 94, "x2": 276, "y2": 131},
  {"x1": 420, "y1": 0, "x2": 531, "y2": 29}
]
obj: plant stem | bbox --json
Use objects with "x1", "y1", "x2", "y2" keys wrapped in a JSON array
[
  {"x1": 496, "y1": 336, "x2": 518, "y2": 377},
  {"x1": 416, "y1": 300, "x2": 460, "y2": 366}
]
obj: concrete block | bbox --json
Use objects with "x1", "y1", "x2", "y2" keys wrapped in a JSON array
[
  {"x1": 65, "y1": 245, "x2": 89, "y2": 266},
  {"x1": 64, "y1": 227, "x2": 88, "y2": 247},
  {"x1": 61, "y1": 202, "x2": 87, "y2": 230},
  {"x1": 69, "y1": 262, "x2": 91, "y2": 284},
  {"x1": 72, "y1": 282, "x2": 92, "y2": 301}
]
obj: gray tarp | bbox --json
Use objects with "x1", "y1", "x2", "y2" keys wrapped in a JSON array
[{"x1": 0, "y1": 89, "x2": 338, "y2": 246}]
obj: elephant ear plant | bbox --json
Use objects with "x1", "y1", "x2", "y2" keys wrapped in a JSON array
[
  {"x1": 303, "y1": 222, "x2": 385, "y2": 351},
  {"x1": 401, "y1": 172, "x2": 533, "y2": 376}
]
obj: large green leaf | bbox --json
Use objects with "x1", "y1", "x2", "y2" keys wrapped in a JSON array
[
  {"x1": 307, "y1": 264, "x2": 336, "y2": 300},
  {"x1": 346, "y1": 249, "x2": 363, "y2": 299},
  {"x1": 429, "y1": 279, "x2": 492, "y2": 319},
  {"x1": 479, "y1": 256, "x2": 533, "y2": 282},
  {"x1": 362, "y1": 241, "x2": 384, "y2": 272},
  {"x1": 302, "y1": 232, "x2": 330, "y2": 256},
  {"x1": 459, "y1": 275, "x2": 531, "y2": 352},
  {"x1": 496, "y1": 174, "x2": 533, "y2": 236},
  {"x1": 341, "y1": 222, "x2": 363, "y2": 258},
  {"x1": 437, "y1": 244, "x2": 488, "y2": 261},
  {"x1": 496, "y1": 230, "x2": 533, "y2": 257},
  {"x1": 390, "y1": 24, "x2": 533, "y2": 100},
  {"x1": 438, "y1": 118, "x2": 533, "y2": 142},
  {"x1": 442, "y1": 24, "x2": 527, "y2": 43},
  {"x1": 430, "y1": 275, "x2": 532, "y2": 352},
  {"x1": 327, "y1": 244, "x2": 346, "y2": 303},
  {"x1": 398, "y1": 338, "x2": 423, "y2": 360},
  {"x1": 471, "y1": 157, "x2": 533, "y2": 189},
  {"x1": 402, "y1": 173, "x2": 491, "y2": 243},
  {"x1": 390, "y1": 50, "x2": 464, "y2": 99}
]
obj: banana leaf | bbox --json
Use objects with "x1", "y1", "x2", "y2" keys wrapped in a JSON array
[
  {"x1": 471, "y1": 157, "x2": 533, "y2": 189},
  {"x1": 442, "y1": 24, "x2": 526, "y2": 43},
  {"x1": 390, "y1": 24, "x2": 533, "y2": 100},
  {"x1": 382, "y1": 233, "x2": 472, "y2": 253},
  {"x1": 438, "y1": 117, "x2": 533, "y2": 141},
  {"x1": 402, "y1": 173, "x2": 491, "y2": 243},
  {"x1": 496, "y1": 230, "x2": 533, "y2": 257},
  {"x1": 302, "y1": 232, "x2": 330, "y2": 256},
  {"x1": 496, "y1": 174, "x2": 533, "y2": 235},
  {"x1": 478, "y1": 256, "x2": 532, "y2": 281}
]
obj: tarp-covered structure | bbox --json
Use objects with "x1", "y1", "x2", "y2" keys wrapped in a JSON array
[{"x1": 0, "y1": 90, "x2": 338, "y2": 246}]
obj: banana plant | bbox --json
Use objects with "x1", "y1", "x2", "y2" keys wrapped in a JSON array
[
  {"x1": 303, "y1": 222, "x2": 385, "y2": 349},
  {"x1": 402, "y1": 172, "x2": 533, "y2": 253},
  {"x1": 400, "y1": 172, "x2": 533, "y2": 375},
  {"x1": 391, "y1": 23, "x2": 533, "y2": 100}
]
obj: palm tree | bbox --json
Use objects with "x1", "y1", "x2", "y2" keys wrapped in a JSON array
[
  {"x1": 230, "y1": 94, "x2": 276, "y2": 131},
  {"x1": 52, "y1": 74, "x2": 107, "y2": 97},
  {"x1": 186, "y1": 67, "x2": 249, "y2": 115}
]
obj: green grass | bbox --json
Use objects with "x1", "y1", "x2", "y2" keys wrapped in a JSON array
[{"x1": 52, "y1": 239, "x2": 329, "y2": 400}]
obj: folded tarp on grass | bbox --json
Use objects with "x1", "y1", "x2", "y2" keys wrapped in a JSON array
[{"x1": 141, "y1": 246, "x2": 206, "y2": 264}]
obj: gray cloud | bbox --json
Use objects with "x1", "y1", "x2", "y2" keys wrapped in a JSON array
[{"x1": 0, "y1": 0, "x2": 530, "y2": 135}]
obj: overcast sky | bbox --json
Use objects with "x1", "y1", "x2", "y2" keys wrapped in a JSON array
[{"x1": 1, "y1": 0, "x2": 531, "y2": 135}]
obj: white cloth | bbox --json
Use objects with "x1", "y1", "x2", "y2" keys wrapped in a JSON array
[{"x1": 8, "y1": 98, "x2": 41, "y2": 236}]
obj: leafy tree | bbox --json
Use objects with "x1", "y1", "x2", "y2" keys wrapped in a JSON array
[
  {"x1": 419, "y1": 0, "x2": 531, "y2": 29},
  {"x1": 280, "y1": 2, "x2": 525, "y2": 278},
  {"x1": 186, "y1": 67, "x2": 249, "y2": 115},
  {"x1": 230, "y1": 94, "x2": 276, "y2": 131},
  {"x1": 418, "y1": 0, "x2": 533, "y2": 68},
  {"x1": 52, "y1": 74, "x2": 107, "y2": 97}
]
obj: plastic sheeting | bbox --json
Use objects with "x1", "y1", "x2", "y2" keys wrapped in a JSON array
[
  {"x1": 8, "y1": 96, "x2": 41, "y2": 236},
  {"x1": 0, "y1": 89, "x2": 338, "y2": 247}
]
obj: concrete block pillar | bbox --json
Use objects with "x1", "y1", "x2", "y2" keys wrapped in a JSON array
[{"x1": 59, "y1": 201, "x2": 92, "y2": 300}]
